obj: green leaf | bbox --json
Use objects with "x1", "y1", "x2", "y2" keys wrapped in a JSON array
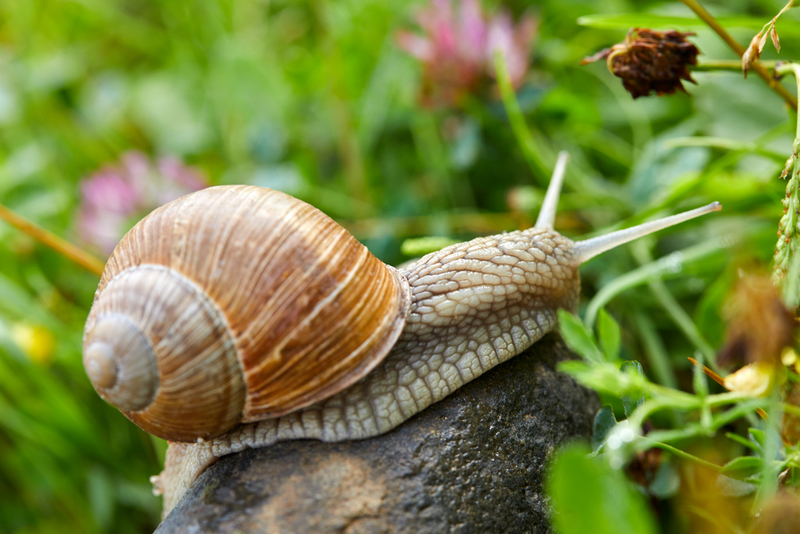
[
  {"x1": 725, "y1": 432, "x2": 761, "y2": 452},
  {"x1": 592, "y1": 405, "x2": 617, "y2": 451},
  {"x1": 577, "y1": 14, "x2": 800, "y2": 35},
  {"x1": 720, "y1": 456, "x2": 764, "y2": 478},
  {"x1": 547, "y1": 443, "x2": 657, "y2": 534},
  {"x1": 559, "y1": 360, "x2": 699, "y2": 410},
  {"x1": 620, "y1": 361, "x2": 645, "y2": 418},
  {"x1": 558, "y1": 309, "x2": 603, "y2": 364},
  {"x1": 748, "y1": 428, "x2": 766, "y2": 450},
  {"x1": 596, "y1": 308, "x2": 621, "y2": 362}
]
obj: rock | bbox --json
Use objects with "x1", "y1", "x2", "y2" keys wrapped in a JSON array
[{"x1": 155, "y1": 333, "x2": 598, "y2": 534}]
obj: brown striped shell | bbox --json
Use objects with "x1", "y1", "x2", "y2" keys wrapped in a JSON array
[{"x1": 82, "y1": 186, "x2": 411, "y2": 442}]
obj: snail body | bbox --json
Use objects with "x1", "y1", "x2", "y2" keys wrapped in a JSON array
[
  {"x1": 82, "y1": 153, "x2": 721, "y2": 514},
  {"x1": 154, "y1": 223, "x2": 583, "y2": 512}
]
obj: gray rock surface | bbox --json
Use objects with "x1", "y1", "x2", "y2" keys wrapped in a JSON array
[{"x1": 155, "y1": 333, "x2": 598, "y2": 534}]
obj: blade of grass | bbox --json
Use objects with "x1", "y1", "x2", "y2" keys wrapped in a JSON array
[
  {"x1": 493, "y1": 50, "x2": 551, "y2": 185},
  {"x1": 634, "y1": 314, "x2": 678, "y2": 389},
  {"x1": 665, "y1": 136, "x2": 787, "y2": 162},
  {"x1": 585, "y1": 237, "x2": 730, "y2": 327},
  {"x1": 630, "y1": 240, "x2": 721, "y2": 374}
]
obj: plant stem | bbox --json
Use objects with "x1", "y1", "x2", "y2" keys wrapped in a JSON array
[
  {"x1": 776, "y1": 63, "x2": 800, "y2": 138},
  {"x1": 773, "y1": 63, "x2": 800, "y2": 282},
  {"x1": 681, "y1": 0, "x2": 745, "y2": 54},
  {"x1": 0, "y1": 204, "x2": 105, "y2": 277},
  {"x1": 644, "y1": 438, "x2": 722, "y2": 470},
  {"x1": 783, "y1": 245, "x2": 800, "y2": 307},
  {"x1": 680, "y1": 0, "x2": 798, "y2": 110},
  {"x1": 692, "y1": 59, "x2": 778, "y2": 72},
  {"x1": 755, "y1": 393, "x2": 782, "y2": 507},
  {"x1": 411, "y1": 112, "x2": 459, "y2": 209},
  {"x1": 494, "y1": 50, "x2": 551, "y2": 185}
]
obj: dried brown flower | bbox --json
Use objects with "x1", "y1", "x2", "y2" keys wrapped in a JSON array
[
  {"x1": 743, "y1": 0, "x2": 797, "y2": 78},
  {"x1": 717, "y1": 276, "x2": 797, "y2": 369},
  {"x1": 742, "y1": 33, "x2": 766, "y2": 79},
  {"x1": 581, "y1": 28, "x2": 699, "y2": 99}
]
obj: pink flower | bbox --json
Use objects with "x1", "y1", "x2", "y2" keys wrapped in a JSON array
[
  {"x1": 77, "y1": 151, "x2": 207, "y2": 254},
  {"x1": 397, "y1": 0, "x2": 537, "y2": 107}
]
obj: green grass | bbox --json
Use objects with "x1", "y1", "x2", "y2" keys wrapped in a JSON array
[{"x1": 1, "y1": 0, "x2": 799, "y2": 532}]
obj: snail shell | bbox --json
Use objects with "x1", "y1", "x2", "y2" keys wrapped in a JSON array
[{"x1": 82, "y1": 185, "x2": 411, "y2": 442}]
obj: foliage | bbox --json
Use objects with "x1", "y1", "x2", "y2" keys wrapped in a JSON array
[
  {"x1": 548, "y1": 443, "x2": 658, "y2": 534},
  {"x1": 546, "y1": 0, "x2": 800, "y2": 530},
  {"x1": 557, "y1": 307, "x2": 800, "y2": 532},
  {"x1": 1, "y1": 0, "x2": 800, "y2": 532}
]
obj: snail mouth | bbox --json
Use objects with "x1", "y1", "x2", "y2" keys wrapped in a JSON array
[{"x1": 83, "y1": 314, "x2": 159, "y2": 413}]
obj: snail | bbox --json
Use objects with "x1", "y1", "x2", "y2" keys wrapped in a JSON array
[{"x1": 82, "y1": 153, "x2": 721, "y2": 514}]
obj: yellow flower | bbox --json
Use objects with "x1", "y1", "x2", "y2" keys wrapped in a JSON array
[
  {"x1": 782, "y1": 347, "x2": 798, "y2": 366},
  {"x1": 11, "y1": 323, "x2": 56, "y2": 365},
  {"x1": 723, "y1": 362, "x2": 784, "y2": 397}
]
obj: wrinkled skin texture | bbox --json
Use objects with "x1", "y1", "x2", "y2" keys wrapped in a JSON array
[{"x1": 153, "y1": 228, "x2": 580, "y2": 514}]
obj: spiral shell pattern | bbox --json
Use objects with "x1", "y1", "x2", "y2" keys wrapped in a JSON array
[{"x1": 83, "y1": 186, "x2": 411, "y2": 442}]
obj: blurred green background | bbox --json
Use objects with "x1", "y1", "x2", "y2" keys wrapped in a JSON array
[{"x1": 0, "y1": 0, "x2": 797, "y2": 532}]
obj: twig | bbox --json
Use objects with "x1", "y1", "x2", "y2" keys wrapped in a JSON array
[
  {"x1": 680, "y1": 0, "x2": 798, "y2": 110},
  {"x1": 0, "y1": 204, "x2": 105, "y2": 277}
]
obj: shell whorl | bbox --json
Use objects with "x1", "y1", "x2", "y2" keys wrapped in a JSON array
[
  {"x1": 83, "y1": 265, "x2": 245, "y2": 441},
  {"x1": 83, "y1": 315, "x2": 158, "y2": 411},
  {"x1": 83, "y1": 185, "x2": 411, "y2": 442}
]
